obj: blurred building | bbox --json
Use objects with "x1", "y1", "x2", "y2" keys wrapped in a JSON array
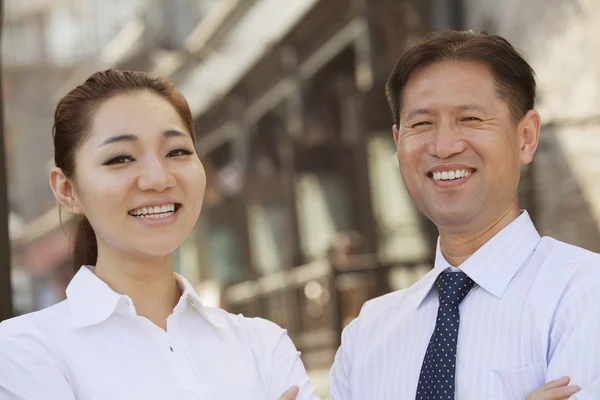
[
  {"x1": 3, "y1": 0, "x2": 84, "y2": 314},
  {"x1": 463, "y1": 0, "x2": 600, "y2": 252},
  {"x1": 168, "y1": 1, "x2": 438, "y2": 392},
  {"x1": 3, "y1": 0, "x2": 600, "y2": 397}
]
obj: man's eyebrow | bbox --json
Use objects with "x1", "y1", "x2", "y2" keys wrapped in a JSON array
[
  {"x1": 405, "y1": 108, "x2": 431, "y2": 121},
  {"x1": 402, "y1": 104, "x2": 488, "y2": 122},
  {"x1": 455, "y1": 103, "x2": 487, "y2": 113}
]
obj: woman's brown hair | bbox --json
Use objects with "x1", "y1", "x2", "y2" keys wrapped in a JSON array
[{"x1": 53, "y1": 69, "x2": 196, "y2": 271}]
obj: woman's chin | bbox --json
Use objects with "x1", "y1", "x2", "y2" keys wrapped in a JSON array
[{"x1": 130, "y1": 242, "x2": 183, "y2": 260}]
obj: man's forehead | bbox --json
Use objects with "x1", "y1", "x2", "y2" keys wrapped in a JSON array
[
  {"x1": 399, "y1": 63, "x2": 499, "y2": 120},
  {"x1": 402, "y1": 61, "x2": 495, "y2": 95}
]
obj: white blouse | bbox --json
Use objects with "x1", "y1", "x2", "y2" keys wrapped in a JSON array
[{"x1": 0, "y1": 266, "x2": 319, "y2": 400}]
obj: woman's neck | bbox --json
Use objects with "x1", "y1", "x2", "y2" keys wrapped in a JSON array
[{"x1": 93, "y1": 248, "x2": 181, "y2": 330}]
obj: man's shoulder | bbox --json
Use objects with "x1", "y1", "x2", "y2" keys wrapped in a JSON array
[
  {"x1": 542, "y1": 236, "x2": 600, "y2": 266},
  {"x1": 360, "y1": 288, "x2": 408, "y2": 314},
  {"x1": 541, "y1": 237, "x2": 600, "y2": 282},
  {"x1": 352, "y1": 283, "x2": 420, "y2": 329},
  {"x1": 539, "y1": 237, "x2": 600, "y2": 303}
]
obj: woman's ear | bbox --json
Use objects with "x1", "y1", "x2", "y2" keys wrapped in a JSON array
[{"x1": 49, "y1": 167, "x2": 84, "y2": 214}]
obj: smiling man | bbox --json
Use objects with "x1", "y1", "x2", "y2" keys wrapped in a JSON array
[{"x1": 328, "y1": 30, "x2": 600, "y2": 400}]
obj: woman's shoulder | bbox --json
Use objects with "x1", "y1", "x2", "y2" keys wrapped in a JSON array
[
  {"x1": 200, "y1": 304, "x2": 289, "y2": 345},
  {"x1": 200, "y1": 305, "x2": 298, "y2": 376},
  {"x1": 0, "y1": 300, "x2": 70, "y2": 345},
  {"x1": 0, "y1": 302, "x2": 76, "y2": 397}
]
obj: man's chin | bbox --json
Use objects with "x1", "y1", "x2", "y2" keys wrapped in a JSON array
[{"x1": 426, "y1": 207, "x2": 480, "y2": 230}]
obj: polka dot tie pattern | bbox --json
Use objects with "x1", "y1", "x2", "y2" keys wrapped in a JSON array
[{"x1": 415, "y1": 271, "x2": 475, "y2": 400}]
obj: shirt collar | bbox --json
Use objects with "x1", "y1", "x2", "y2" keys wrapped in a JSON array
[
  {"x1": 66, "y1": 266, "x2": 123, "y2": 328},
  {"x1": 67, "y1": 266, "x2": 230, "y2": 331},
  {"x1": 412, "y1": 211, "x2": 541, "y2": 309},
  {"x1": 173, "y1": 272, "x2": 231, "y2": 331}
]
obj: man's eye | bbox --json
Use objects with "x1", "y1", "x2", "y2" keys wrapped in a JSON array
[
  {"x1": 103, "y1": 155, "x2": 134, "y2": 165},
  {"x1": 167, "y1": 148, "x2": 194, "y2": 158},
  {"x1": 412, "y1": 121, "x2": 432, "y2": 128},
  {"x1": 461, "y1": 117, "x2": 482, "y2": 122}
]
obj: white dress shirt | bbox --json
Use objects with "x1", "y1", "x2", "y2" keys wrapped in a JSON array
[
  {"x1": 0, "y1": 266, "x2": 319, "y2": 400},
  {"x1": 329, "y1": 211, "x2": 600, "y2": 399}
]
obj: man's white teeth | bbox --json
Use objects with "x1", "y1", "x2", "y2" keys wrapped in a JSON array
[
  {"x1": 432, "y1": 169, "x2": 472, "y2": 181},
  {"x1": 130, "y1": 203, "x2": 176, "y2": 217}
]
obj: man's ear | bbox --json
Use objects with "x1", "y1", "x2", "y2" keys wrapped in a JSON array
[
  {"x1": 393, "y1": 124, "x2": 399, "y2": 146},
  {"x1": 49, "y1": 167, "x2": 84, "y2": 214},
  {"x1": 518, "y1": 109, "x2": 541, "y2": 165}
]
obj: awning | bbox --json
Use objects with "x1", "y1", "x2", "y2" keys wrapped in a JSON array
[{"x1": 178, "y1": 0, "x2": 320, "y2": 117}]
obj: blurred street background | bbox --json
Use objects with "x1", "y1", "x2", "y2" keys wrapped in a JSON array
[{"x1": 2, "y1": 0, "x2": 600, "y2": 397}]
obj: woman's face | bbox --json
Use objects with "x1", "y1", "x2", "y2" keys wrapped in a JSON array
[{"x1": 65, "y1": 91, "x2": 205, "y2": 260}]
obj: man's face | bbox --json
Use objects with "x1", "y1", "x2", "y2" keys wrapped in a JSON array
[{"x1": 393, "y1": 61, "x2": 539, "y2": 232}]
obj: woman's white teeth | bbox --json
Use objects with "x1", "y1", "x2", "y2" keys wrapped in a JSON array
[
  {"x1": 138, "y1": 212, "x2": 174, "y2": 219},
  {"x1": 130, "y1": 203, "x2": 176, "y2": 217},
  {"x1": 432, "y1": 169, "x2": 472, "y2": 181}
]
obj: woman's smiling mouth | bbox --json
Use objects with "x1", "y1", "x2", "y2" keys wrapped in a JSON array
[{"x1": 128, "y1": 203, "x2": 181, "y2": 219}]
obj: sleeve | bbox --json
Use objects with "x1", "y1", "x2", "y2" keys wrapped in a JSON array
[
  {"x1": 245, "y1": 317, "x2": 320, "y2": 400},
  {"x1": 328, "y1": 317, "x2": 359, "y2": 400},
  {"x1": 268, "y1": 329, "x2": 320, "y2": 400},
  {"x1": 0, "y1": 324, "x2": 76, "y2": 400},
  {"x1": 546, "y1": 274, "x2": 600, "y2": 399}
]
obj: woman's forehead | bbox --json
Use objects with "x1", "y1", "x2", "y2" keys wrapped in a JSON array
[{"x1": 87, "y1": 92, "x2": 191, "y2": 144}]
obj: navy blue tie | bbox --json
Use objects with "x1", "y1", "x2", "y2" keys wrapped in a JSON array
[{"x1": 416, "y1": 271, "x2": 475, "y2": 400}]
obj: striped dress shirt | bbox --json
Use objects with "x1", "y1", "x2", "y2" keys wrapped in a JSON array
[{"x1": 329, "y1": 211, "x2": 600, "y2": 399}]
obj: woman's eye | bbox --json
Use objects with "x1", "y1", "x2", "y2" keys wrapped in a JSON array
[
  {"x1": 167, "y1": 148, "x2": 194, "y2": 158},
  {"x1": 103, "y1": 155, "x2": 134, "y2": 166}
]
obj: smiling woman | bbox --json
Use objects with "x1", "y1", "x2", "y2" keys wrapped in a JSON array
[
  {"x1": 51, "y1": 71, "x2": 201, "y2": 273},
  {"x1": 0, "y1": 70, "x2": 318, "y2": 400}
]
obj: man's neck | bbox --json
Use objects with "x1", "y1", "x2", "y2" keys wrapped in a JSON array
[
  {"x1": 438, "y1": 205, "x2": 521, "y2": 267},
  {"x1": 93, "y1": 247, "x2": 180, "y2": 330}
]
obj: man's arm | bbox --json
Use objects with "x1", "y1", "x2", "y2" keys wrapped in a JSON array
[
  {"x1": 546, "y1": 274, "x2": 600, "y2": 399},
  {"x1": 328, "y1": 318, "x2": 359, "y2": 400}
]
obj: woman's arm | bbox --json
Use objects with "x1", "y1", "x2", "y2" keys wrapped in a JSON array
[
  {"x1": 0, "y1": 324, "x2": 76, "y2": 400},
  {"x1": 244, "y1": 317, "x2": 320, "y2": 400}
]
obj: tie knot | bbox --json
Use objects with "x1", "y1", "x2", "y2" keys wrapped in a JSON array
[{"x1": 436, "y1": 271, "x2": 474, "y2": 306}]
